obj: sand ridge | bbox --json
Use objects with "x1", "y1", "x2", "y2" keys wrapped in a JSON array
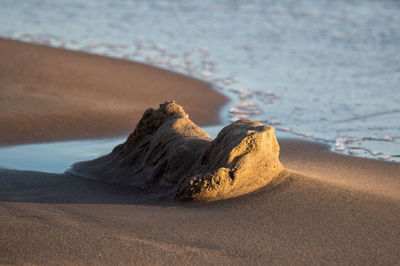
[{"x1": 69, "y1": 101, "x2": 284, "y2": 201}]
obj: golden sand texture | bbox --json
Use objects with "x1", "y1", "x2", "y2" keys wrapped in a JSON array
[
  {"x1": 0, "y1": 38, "x2": 227, "y2": 145},
  {"x1": 69, "y1": 101, "x2": 283, "y2": 201},
  {"x1": 175, "y1": 119, "x2": 283, "y2": 201},
  {"x1": 1, "y1": 40, "x2": 400, "y2": 265},
  {"x1": 1, "y1": 142, "x2": 400, "y2": 264}
]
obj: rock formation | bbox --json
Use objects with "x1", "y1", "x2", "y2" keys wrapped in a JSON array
[{"x1": 68, "y1": 101, "x2": 284, "y2": 201}]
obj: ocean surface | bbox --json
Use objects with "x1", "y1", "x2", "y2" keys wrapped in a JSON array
[{"x1": 0, "y1": 0, "x2": 399, "y2": 164}]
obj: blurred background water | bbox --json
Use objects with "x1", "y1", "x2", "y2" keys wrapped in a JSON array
[{"x1": 0, "y1": 0, "x2": 399, "y2": 163}]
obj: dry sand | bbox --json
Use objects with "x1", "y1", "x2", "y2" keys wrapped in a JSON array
[{"x1": 1, "y1": 40, "x2": 400, "y2": 265}]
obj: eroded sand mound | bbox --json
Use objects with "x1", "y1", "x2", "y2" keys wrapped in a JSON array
[{"x1": 68, "y1": 101, "x2": 284, "y2": 201}]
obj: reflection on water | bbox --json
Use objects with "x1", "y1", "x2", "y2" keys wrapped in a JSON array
[
  {"x1": 0, "y1": 138, "x2": 124, "y2": 173},
  {"x1": 0, "y1": 125, "x2": 396, "y2": 173},
  {"x1": 0, "y1": 0, "x2": 399, "y2": 161},
  {"x1": 0, "y1": 126, "x2": 223, "y2": 173}
]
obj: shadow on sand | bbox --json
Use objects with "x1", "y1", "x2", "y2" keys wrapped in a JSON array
[{"x1": 0, "y1": 167, "x2": 294, "y2": 207}]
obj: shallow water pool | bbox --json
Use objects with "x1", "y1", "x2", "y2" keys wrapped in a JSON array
[{"x1": 0, "y1": 126, "x2": 223, "y2": 173}]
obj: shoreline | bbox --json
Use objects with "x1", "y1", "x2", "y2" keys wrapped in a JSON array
[
  {"x1": 0, "y1": 37, "x2": 228, "y2": 146},
  {"x1": 1, "y1": 38, "x2": 400, "y2": 264},
  {"x1": 1, "y1": 37, "x2": 397, "y2": 163}
]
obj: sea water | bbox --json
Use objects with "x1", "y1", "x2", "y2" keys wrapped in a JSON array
[
  {"x1": 0, "y1": 126, "x2": 223, "y2": 173},
  {"x1": 0, "y1": 0, "x2": 399, "y2": 168}
]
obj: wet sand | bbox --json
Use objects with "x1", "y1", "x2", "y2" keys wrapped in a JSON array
[
  {"x1": 1, "y1": 144, "x2": 399, "y2": 265},
  {"x1": 0, "y1": 38, "x2": 227, "y2": 145},
  {"x1": 1, "y1": 40, "x2": 400, "y2": 265}
]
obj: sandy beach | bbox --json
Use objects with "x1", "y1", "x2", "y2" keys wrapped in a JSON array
[
  {"x1": 0, "y1": 38, "x2": 227, "y2": 145},
  {"x1": 1, "y1": 39, "x2": 400, "y2": 265}
]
